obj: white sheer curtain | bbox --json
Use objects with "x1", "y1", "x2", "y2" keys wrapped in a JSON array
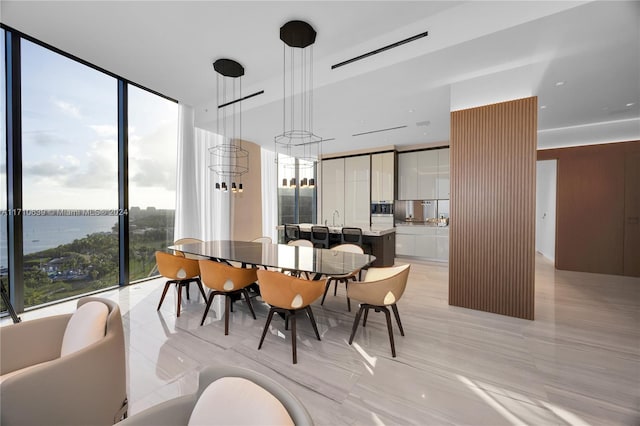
[
  {"x1": 261, "y1": 148, "x2": 278, "y2": 242},
  {"x1": 175, "y1": 103, "x2": 231, "y2": 241}
]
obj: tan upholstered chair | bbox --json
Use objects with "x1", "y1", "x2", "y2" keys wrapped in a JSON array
[
  {"x1": 347, "y1": 264, "x2": 411, "y2": 357},
  {"x1": 0, "y1": 297, "x2": 128, "y2": 425},
  {"x1": 198, "y1": 260, "x2": 258, "y2": 335},
  {"x1": 117, "y1": 365, "x2": 313, "y2": 426},
  {"x1": 283, "y1": 239, "x2": 313, "y2": 279},
  {"x1": 173, "y1": 237, "x2": 208, "y2": 260},
  {"x1": 287, "y1": 239, "x2": 313, "y2": 247},
  {"x1": 320, "y1": 243, "x2": 364, "y2": 311},
  {"x1": 251, "y1": 236, "x2": 272, "y2": 244},
  {"x1": 257, "y1": 270, "x2": 325, "y2": 364},
  {"x1": 156, "y1": 251, "x2": 206, "y2": 317}
]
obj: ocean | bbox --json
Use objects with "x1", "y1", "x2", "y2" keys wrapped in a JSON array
[{"x1": 1, "y1": 215, "x2": 118, "y2": 268}]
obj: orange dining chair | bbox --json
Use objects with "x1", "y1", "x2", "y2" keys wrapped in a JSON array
[
  {"x1": 256, "y1": 270, "x2": 325, "y2": 364},
  {"x1": 155, "y1": 251, "x2": 207, "y2": 317},
  {"x1": 198, "y1": 260, "x2": 258, "y2": 335},
  {"x1": 347, "y1": 264, "x2": 411, "y2": 357}
]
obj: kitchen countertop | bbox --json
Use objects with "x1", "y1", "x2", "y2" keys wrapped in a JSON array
[
  {"x1": 279, "y1": 224, "x2": 395, "y2": 237},
  {"x1": 395, "y1": 222, "x2": 449, "y2": 228}
]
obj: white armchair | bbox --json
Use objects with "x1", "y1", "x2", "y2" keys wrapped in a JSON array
[
  {"x1": 118, "y1": 365, "x2": 313, "y2": 426},
  {"x1": 0, "y1": 297, "x2": 128, "y2": 425}
]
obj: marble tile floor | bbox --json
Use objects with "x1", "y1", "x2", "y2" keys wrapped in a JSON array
[{"x1": 2, "y1": 254, "x2": 639, "y2": 425}]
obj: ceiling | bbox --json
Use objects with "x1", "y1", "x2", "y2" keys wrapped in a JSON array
[{"x1": 1, "y1": 1, "x2": 639, "y2": 154}]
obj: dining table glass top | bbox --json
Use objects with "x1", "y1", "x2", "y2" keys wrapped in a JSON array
[{"x1": 168, "y1": 240, "x2": 376, "y2": 277}]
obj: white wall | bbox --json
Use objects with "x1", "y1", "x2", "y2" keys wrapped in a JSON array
[{"x1": 536, "y1": 160, "x2": 557, "y2": 262}]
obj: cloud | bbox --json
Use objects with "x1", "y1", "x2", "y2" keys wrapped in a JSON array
[
  {"x1": 23, "y1": 130, "x2": 69, "y2": 147},
  {"x1": 63, "y1": 142, "x2": 118, "y2": 190},
  {"x1": 129, "y1": 157, "x2": 176, "y2": 191},
  {"x1": 89, "y1": 124, "x2": 117, "y2": 138},
  {"x1": 53, "y1": 98, "x2": 81, "y2": 118},
  {"x1": 24, "y1": 161, "x2": 79, "y2": 177}
]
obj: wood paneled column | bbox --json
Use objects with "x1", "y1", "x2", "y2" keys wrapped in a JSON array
[{"x1": 449, "y1": 97, "x2": 537, "y2": 320}]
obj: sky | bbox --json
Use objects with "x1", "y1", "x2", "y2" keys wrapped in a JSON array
[{"x1": 19, "y1": 38, "x2": 178, "y2": 210}]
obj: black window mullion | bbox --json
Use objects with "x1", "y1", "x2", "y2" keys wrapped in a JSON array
[
  {"x1": 117, "y1": 81, "x2": 129, "y2": 286},
  {"x1": 5, "y1": 31, "x2": 24, "y2": 313}
]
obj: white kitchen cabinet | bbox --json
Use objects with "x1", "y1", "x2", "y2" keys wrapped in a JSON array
[
  {"x1": 395, "y1": 233, "x2": 415, "y2": 256},
  {"x1": 415, "y1": 233, "x2": 437, "y2": 258},
  {"x1": 437, "y1": 148, "x2": 450, "y2": 199},
  {"x1": 371, "y1": 152, "x2": 395, "y2": 202},
  {"x1": 395, "y1": 225, "x2": 448, "y2": 261},
  {"x1": 417, "y1": 150, "x2": 438, "y2": 199},
  {"x1": 398, "y1": 148, "x2": 449, "y2": 201},
  {"x1": 322, "y1": 158, "x2": 345, "y2": 225},
  {"x1": 398, "y1": 152, "x2": 417, "y2": 200},
  {"x1": 344, "y1": 155, "x2": 370, "y2": 228},
  {"x1": 436, "y1": 227, "x2": 449, "y2": 261}
]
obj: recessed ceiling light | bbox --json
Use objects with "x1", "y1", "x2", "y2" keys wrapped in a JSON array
[
  {"x1": 408, "y1": 109, "x2": 414, "y2": 113},
  {"x1": 540, "y1": 105, "x2": 547, "y2": 109},
  {"x1": 626, "y1": 102, "x2": 635, "y2": 107},
  {"x1": 555, "y1": 81, "x2": 565, "y2": 87}
]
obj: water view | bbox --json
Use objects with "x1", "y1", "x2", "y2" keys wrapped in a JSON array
[{"x1": 2, "y1": 208, "x2": 174, "y2": 308}]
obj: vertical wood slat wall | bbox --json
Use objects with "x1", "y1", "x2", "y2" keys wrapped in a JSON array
[{"x1": 449, "y1": 97, "x2": 537, "y2": 320}]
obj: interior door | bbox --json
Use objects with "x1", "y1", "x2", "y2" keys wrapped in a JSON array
[{"x1": 624, "y1": 153, "x2": 640, "y2": 276}]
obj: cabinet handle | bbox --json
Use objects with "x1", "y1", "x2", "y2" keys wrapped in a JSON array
[{"x1": 627, "y1": 217, "x2": 639, "y2": 225}]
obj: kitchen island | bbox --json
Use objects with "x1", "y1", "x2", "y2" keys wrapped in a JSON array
[{"x1": 278, "y1": 224, "x2": 396, "y2": 267}]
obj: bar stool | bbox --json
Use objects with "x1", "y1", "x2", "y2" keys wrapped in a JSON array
[
  {"x1": 284, "y1": 225, "x2": 300, "y2": 243},
  {"x1": 310, "y1": 226, "x2": 330, "y2": 248},
  {"x1": 341, "y1": 227, "x2": 363, "y2": 246}
]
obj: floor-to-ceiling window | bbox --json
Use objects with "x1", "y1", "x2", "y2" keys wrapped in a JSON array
[
  {"x1": 0, "y1": 26, "x2": 180, "y2": 315},
  {"x1": 1, "y1": 29, "x2": 7, "y2": 312},
  {"x1": 20, "y1": 39, "x2": 119, "y2": 307},
  {"x1": 277, "y1": 154, "x2": 317, "y2": 225},
  {"x1": 298, "y1": 158, "x2": 316, "y2": 224},
  {"x1": 127, "y1": 84, "x2": 178, "y2": 281}
]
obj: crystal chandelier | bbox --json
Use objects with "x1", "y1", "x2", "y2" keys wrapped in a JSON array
[
  {"x1": 275, "y1": 20, "x2": 323, "y2": 185},
  {"x1": 209, "y1": 58, "x2": 248, "y2": 193}
]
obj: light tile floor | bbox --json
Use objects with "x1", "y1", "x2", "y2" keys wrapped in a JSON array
[{"x1": 3, "y1": 255, "x2": 639, "y2": 425}]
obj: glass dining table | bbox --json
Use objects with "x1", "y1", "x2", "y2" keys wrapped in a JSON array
[{"x1": 168, "y1": 240, "x2": 376, "y2": 279}]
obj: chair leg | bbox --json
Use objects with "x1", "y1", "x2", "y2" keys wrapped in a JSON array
[
  {"x1": 258, "y1": 307, "x2": 276, "y2": 349},
  {"x1": 185, "y1": 282, "x2": 190, "y2": 300},
  {"x1": 290, "y1": 311, "x2": 297, "y2": 364},
  {"x1": 242, "y1": 289, "x2": 257, "y2": 319},
  {"x1": 157, "y1": 282, "x2": 171, "y2": 311},
  {"x1": 196, "y1": 279, "x2": 207, "y2": 300},
  {"x1": 333, "y1": 282, "x2": 337, "y2": 296},
  {"x1": 344, "y1": 280, "x2": 351, "y2": 312},
  {"x1": 176, "y1": 282, "x2": 183, "y2": 317},
  {"x1": 349, "y1": 305, "x2": 365, "y2": 345},
  {"x1": 362, "y1": 306, "x2": 370, "y2": 327},
  {"x1": 391, "y1": 304, "x2": 405, "y2": 336},
  {"x1": 320, "y1": 281, "x2": 331, "y2": 306},
  {"x1": 200, "y1": 292, "x2": 216, "y2": 326},
  {"x1": 382, "y1": 306, "x2": 396, "y2": 357},
  {"x1": 224, "y1": 295, "x2": 230, "y2": 335},
  {"x1": 305, "y1": 306, "x2": 321, "y2": 341}
]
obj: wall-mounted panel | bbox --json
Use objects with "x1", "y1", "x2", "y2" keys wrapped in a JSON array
[
  {"x1": 449, "y1": 97, "x2": 537, "y2": 320},
  {"x1": 538, "y1": 140, "x2": 640, "y2": 277}
]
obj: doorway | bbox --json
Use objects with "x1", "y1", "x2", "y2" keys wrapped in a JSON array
[{"x1": 536, "y1": 160, "x2": 557, "y2": 262}]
